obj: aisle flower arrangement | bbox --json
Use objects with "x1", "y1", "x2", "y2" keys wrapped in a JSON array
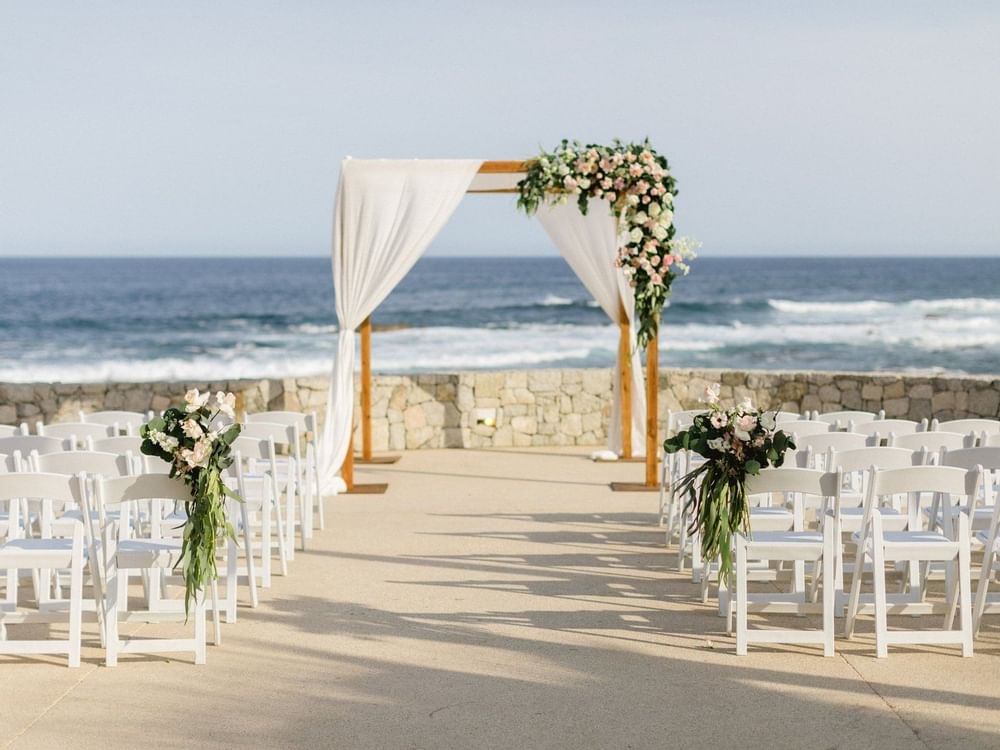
[
  {"x1": 516, "y1": 139, "x2": 699, "y2": 347},
  {"x1": 663, "y1": 385, "x2": 796, "y2": 584},
  {"x1": 140, "y1": 389, "x2": 242, "y2": 613}
]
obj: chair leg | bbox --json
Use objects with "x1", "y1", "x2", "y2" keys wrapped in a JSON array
[
  {"x1": 735, "y1": 536, "x2": 748, "y2": 656},
  {"x1": 105, "y1": 571, "x2": 120, "y2": 668},
  {"x1": 241, "y1": 503, "x2": 258, "y2": 608},
  {"x1": 845, "y1": 537, "x2": 867, "y2": 639},
  {"x1": 958, "y1": 515, "x2": 974, "y2": 657},
  {"x1": 225, "y1": 539, "x2": 238, "y2": 624},
  {"x1": 210, "y1": 578, "x2": 222, "y2": 646},
  {"x1": 823, "y1": 524, "x2": 835, "y2": 657},
  {"x1": 871, "y1": 517, "x2": 889, "y2": 658},
  {"x1": 68, "y1": 547, "x2": 84, "y2": 668},
  {"x1": 973, "y1": 548, "x2": 995, "y2": 637},
  {"x1": 194, "y1": 592, "x2": 207, "y2": 665}
]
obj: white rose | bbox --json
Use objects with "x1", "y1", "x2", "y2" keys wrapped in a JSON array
[
  {"x1": 184, "y1": 388, "x2": 210, "y2": 412},
  {"x1": 181, "y1": 438, "x2": 213, "y2": 469},
  {"x1": 627, "y1": 194, "x2": 640, "y2": 206},
  {"x1": 648, "y1": 202, "x2": 662, "y2": 217},
  {"x1": 759, "y1": 412, "x2": 777, "y2": 431},
  {"x1": 653, "y1": 225, "x2": 668, "y2": 241},
  {"x1": 738, "y1": 397, "x2": 754, "y2": 411},
  {"x1": 215, "y1": 391, "x2": 237, "y2": 418},
  {"x1": 734, "y1": 429, "x2": 751, "y2": 442},
  {"x1": 707, "y1": 438, "x2": 727, "y2": 452},
  {"x1": 633, "y1": 211, "x2": 648, "y2": 224},
  {"x1": 181, "y1": 418, "x2": 204, "y2": 439},
  {"x1": 629, "y1": 228, "x2": 643, "y2": 243},
  {"x1": 658, "y1": 209, "x2": 674, "y2": 227}
]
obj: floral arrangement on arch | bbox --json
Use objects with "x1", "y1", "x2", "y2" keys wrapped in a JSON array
[
  {"x1": 516, "y1": 139, "x2": 699, "y2": 347},
  {"x1": 140, "y1": 389, "x2": 242, "y2": 613},
  {"x1": 663, "y1": 384, "x2": 796, "y2": 584}
]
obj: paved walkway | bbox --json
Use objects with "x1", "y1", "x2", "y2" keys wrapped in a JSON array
[{"x1": 2, "y1": 448, "x2": 999, "y2": 749}]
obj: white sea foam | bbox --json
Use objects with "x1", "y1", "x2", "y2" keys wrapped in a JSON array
[
  {"x1": 769, "y1": 297, "x2": 1000, "y2": 316},
  {"x1": 541, "y1": 294, "x2": 574, "y2": 306}
]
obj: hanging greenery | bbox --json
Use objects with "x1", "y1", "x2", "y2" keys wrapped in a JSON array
[{"x1": 516, "y1": 139, "x2": 698, "y2": 347}]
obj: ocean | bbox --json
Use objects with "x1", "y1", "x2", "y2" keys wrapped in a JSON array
[{"x1": 1, "y1": 256, "x2": 998, "y2": 383}]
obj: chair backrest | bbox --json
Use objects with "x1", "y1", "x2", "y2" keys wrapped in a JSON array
[
  {"x1": 32, "y1": 450, "x2": 132, "y2": 478},
  {"x1": 247, "y1": 410, "x2": 309, "y2": 431},
  {"x1": 797, "y1": 432, "x2": 870, "y2": 455},
  {"x1": 0, "y1": 472, "x2": 84, "y2": 533},
  {"x1": 36, "y1": 421, "x2": 115, "y2": 445},
  {"x1": 238, "y1": 421, "x2": 297, "y2": 449},
  {"x1": 940, "y1": 446, "x2": 1000, "y2": 472},
  {"x1": 890, "y1": 431, "x2": 970, "y2": 453},
  {"x1": 932, "y1": 418, "x2": 1000, "y2": 435},
  {"x1": 828, "y1": 446, "x2": 921, "y2": 473},
  {"x1": 0, "y1": 435, "x2": 67, "y2": 456},
  {"x1": 78, "y1": 410, "x2": 150, "y2": 435},
  {"x1": 0, "y1": 452, "x2": 18, "y2": 472},
  {"x1": 772, "y1": 411, "x2": 802, "y2": 422},
  {"x1": 745, "y1": 466, "x2": 841, "y2": 497},
  {"x1": 89, "y1": 436, "x2": 144, "y2": 454},
  {"x1": 0, "y1": 424, "x2": 27, "y2": 438},
  {"x1": 850, "y1": 418, "x2": 928, "y2": 439},
  {"x1": 666, "y1": 409, "x2": 705, "y2": 433},
  {"x1": 780, "y1": 420, "x2": 833, "y2": 438},
  {"x1": 95, "y1": 473, "x2": 190, "y2": 506},
  {"x1": 813, "y1": 410, "x2": 883, "y2": 429},
  {"x1": 868, "y1": 464, "x2": 980, "y2": 499}
]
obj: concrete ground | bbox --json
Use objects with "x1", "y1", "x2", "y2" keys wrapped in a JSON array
[{"x1": 2, "y1": 447, "x2": 999, "y2": 749}]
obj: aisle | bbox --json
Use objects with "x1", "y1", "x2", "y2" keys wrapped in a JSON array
[{"x1": 2, "y1": 448, "x2": 999, "y2": 749}]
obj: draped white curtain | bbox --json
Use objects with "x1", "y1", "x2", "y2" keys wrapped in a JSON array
[
  {"x1": 320, "y1": 158, "x2": 483, "y2": 488},
  {"x1": 536, "y1": 200, "x2": 646, "y2": 456}
]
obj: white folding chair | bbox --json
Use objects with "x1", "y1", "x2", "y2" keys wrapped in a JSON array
[
  {"x1": 826, "y1": 446, "x2": 922, "y2": 612},
  {"x1": 730, "y1": 467, "x2": 840, "y2": 656},
  {"x1": 230, "y1": 436, "x2": 285, "y2": 588},
  {"x1": 845, "y1": 465, "x2": 980, "y2": 657},
  {"x1": 247, "y1": 411, "x2": 323, "y2": 535},
  {"x1": 82, "y1": 474, "x2": 212, "y2": 666},
  {"x1": 814, "y1": 410, "x2": 884, "y2": 431},
  {"x1": 0, "y1": 473, "x2": 87, "y2": 667},
  {"x1": 238, "y1": 422, "x2": 302, "y2": 555}
]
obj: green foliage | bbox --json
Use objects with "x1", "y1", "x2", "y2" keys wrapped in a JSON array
[
  {"x1": 515, "y1": 139, "x2": 696, "y2": 349},
  {"x1": 663, "y1": 399, "x2": 796, "y2": 585},
  {"x1": 139, "y1": 391, "x2": 242, "y2": 615}
]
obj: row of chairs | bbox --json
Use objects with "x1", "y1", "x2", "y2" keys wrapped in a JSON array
[
  {"x1": 0, "y1": 409, "x2": 327, "y2": 667},
  {"x1": 660, "y1": 408, "x2": 1000, "y2": 656},
  {"x1": 0, "y1": 410, "x2": 156, "y2": 442}
]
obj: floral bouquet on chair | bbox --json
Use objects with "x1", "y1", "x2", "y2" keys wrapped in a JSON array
[
  {"x1": 140, "y1": 389, "x2": 242, "y2": 613},
  {"x1": 663, "y1": 384, "x2": 796, "y2": 585}
]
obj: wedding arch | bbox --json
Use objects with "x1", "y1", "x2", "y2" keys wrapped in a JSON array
[{"x1": 320, "y1": 146, "x2": 694, "y2": 494}]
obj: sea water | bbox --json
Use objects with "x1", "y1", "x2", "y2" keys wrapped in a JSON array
[{"x1": 0, "y1": 256, "x2": 997, "y2": 382}]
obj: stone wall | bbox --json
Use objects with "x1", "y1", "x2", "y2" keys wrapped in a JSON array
[{"x1": 2, "y1": 368, "x2": 998, "y2": 449}]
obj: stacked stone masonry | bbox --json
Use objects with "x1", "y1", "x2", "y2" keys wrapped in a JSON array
[{"x1": 2, "y1": 368, "x2": 998, "y2": 450}]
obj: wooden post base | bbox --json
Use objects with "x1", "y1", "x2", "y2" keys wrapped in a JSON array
[
  {"x1": 355, "y1": 454, "x2": 401, "y2": 465},
  {"x1": 609, "y1": 481, "x2": 661, "y2": 493},
  {"x1": 343, "y1": 482, "x2": 389, "y2": 495}
]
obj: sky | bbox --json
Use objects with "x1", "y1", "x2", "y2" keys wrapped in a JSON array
[{"x1": 1, "y1": 1, "x2": 998, "y2": 258}]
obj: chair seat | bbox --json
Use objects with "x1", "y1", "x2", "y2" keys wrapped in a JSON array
[
  {"x1": 743, "y1": 531, "x2": 824, "y2": 560},
  {"x1": 0, "y1": 538, "x2": 75, "y2": 567},
  {"x1": 116, "y1": 539, "x2": 183, "y2": 569},
  {"x1": 877, "y1": 531, "x2": 959, "y2": 561}
]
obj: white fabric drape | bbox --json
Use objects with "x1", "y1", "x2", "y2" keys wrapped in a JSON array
[
  {"x1": 320, "y1": 158, "x2": 483, "y2": 488},
  {"x1": 536, "y1": 200, "x2": 646, "y2": 456}
]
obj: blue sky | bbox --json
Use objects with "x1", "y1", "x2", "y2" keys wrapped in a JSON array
[{"x1": 1, "y1": 1, "x2": 998, "y2": 257}]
